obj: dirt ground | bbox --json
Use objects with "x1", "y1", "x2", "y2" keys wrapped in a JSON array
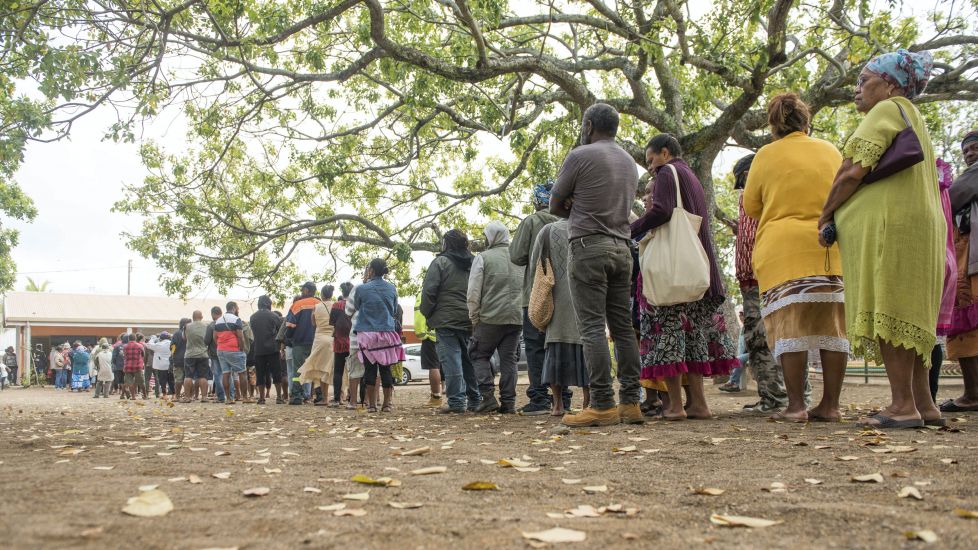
[{"x1": 0, "y1": 380, "x2": 976, "y2": 550}]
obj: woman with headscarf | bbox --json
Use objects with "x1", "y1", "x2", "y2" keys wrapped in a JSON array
[
  {"x1": 529, "y1": 218, "x2": 590, "y2": 415},
  {"x1": 92, "y1": 338, "x2": 115, "y2": 398},
  {"x1": 299, "y1": 285, "x2": 336, "y2": 405},
  {"x1": 943, "y1": 131, "x2": 978, "y2": 411},
  {"x1": 70, "y1": 341, "x2": 91, "y2": 392},
  {"x1": 818, "y1": 49, "x2": 944, "y2": 429},
  {"x1": 631, "y1": 133, "x2": 739, "y2": 421},
  {"x1": 744, "y1": 93, "x2": 849, "y2": 423}
]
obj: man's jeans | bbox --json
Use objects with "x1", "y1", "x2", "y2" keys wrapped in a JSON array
[
  {"x1": 210, "y1": 358, "x2": 230, "y2": 402},
  {"x1": 568, "y1": 235, "x2": 641, "y2": 409},
  {"x1": 471, "y1": 323, "x2": 521, "y2": 405},
  {"x1": 523, "y1": 308, "x2": 572, "y2": 408},
  {"x1": 55, "y1": 369, "x2": 67, "y2": 389},
  {"x1": 730, "y1": 353, "x2": 749, "y2": 387},
  {"x1": 291, "y1": 344, "x2": 312, "y2": 399},
  {"x1": 435, "y1": 328, "x2": 480, "y2": 410}
]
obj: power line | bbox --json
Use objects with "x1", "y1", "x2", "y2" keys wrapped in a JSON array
[{"x1": 14, "y1": 265, "x2": 134, "y2": 275}]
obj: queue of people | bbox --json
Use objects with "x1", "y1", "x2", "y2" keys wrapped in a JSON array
[{"x1": 7, "y1": 49, "x2": 974, "y2": 431}]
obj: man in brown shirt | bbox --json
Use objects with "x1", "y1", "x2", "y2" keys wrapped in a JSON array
[{"x1": 550, "y1": 103, "x2": 643, "y2": 427}]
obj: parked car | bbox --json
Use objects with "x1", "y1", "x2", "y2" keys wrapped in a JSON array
[
  {"x1": 398, "y1": 344, "x2": 430, "y2": 385},
  {"x1": 399, "y1": 337, "x2": 526, "y2": 386}
]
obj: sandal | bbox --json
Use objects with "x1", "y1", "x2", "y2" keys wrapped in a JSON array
[
  {"x1": 367, "y1": 406, "x2": 378, "y2": 413},
  {"x1": 345, "y1": 402, "x2": 355, "y2": 410},
  {"x1": 938, "y1": 399, "x2": 978, "y2": 412},
  {"x1": 381, "y1": 405, "x2": 392, "y2": 413},
  {"x1": 857, "y1": 413, "x2": 924, "y2": 430}
]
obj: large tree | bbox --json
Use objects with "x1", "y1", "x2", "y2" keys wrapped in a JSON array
[{"x1": 3, "y1": 0, "x2": 976, "y2": 296}]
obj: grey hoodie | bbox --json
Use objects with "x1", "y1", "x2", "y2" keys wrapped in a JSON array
[{"x1": 467, "y1": 221, "x2": 524, "y2": 326}]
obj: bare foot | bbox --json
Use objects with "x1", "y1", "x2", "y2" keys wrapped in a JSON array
[
  {"x1": 807, "y1": 404, "x2": 842, "y2": 422},
  {"x1": 684, "y1": 405, "x2": 713, "y2": 420},
  {"x1": 661, "y1": 407, "x2": 686, "y2": 421},
  {"x1": 771, "y1": 409, "x2": 808, "y2": 423},
  {"x1": 552, "y1": 409, "x2": 565, "y2": 417}
]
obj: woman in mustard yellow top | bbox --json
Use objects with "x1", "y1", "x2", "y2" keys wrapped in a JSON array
[{"x1": 743, "y1": 93, "x2": 850, "y2": 423}]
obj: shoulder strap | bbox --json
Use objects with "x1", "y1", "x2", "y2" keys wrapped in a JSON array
[
  {"x1": 540, "y1": 224, "x2": 553, "y2": 275},
  {"x1": 893, "y1": 101, "x2": 912, "y2": 129},
  {"x1": 667, "y1": 163, "x2": 684, "y2": 210}
]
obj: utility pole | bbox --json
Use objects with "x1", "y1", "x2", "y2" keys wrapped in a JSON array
[{"x1": 127, "y1": 259, "x2": 133, "y2": 295}]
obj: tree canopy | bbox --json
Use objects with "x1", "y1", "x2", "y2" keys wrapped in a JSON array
[{"x1": 2, "y1": 0, "x2": 976, "y2": 297}]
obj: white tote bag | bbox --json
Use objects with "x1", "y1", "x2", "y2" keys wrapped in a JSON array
[{"x1": 638, "y1": 164, "x2": 710, "y2": 306}]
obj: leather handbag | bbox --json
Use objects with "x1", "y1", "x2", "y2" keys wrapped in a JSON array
[
  {"x1": 638, "y1": 164, "x2": 711, "y2": 306},
  {"x1": 862, "y1": 102, "x2": 924, "y2": 184},
  {"x1": 528, "y1": 224, "x2": 555, "y2": 331}
]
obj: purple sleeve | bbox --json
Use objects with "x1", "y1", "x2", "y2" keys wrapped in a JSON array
[{"x1": 630, "y1": 166, "x2": 677, "y2": 238}]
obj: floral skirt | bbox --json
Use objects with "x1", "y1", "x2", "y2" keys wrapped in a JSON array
[
  {"x1": 760, "y1": 275, "x2": 850, "y2": 363},
  {"x1": 637, "y1": 286, "x2": 739, "y2": 383},
  {"x1": 71, "y1": 372, "x2": 91, "y2": 390}
]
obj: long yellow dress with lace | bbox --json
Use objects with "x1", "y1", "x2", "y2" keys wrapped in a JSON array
[
  {"x1": 835, "y1": 97, "x2": 944, "y2": 365},
  {"x1": 298, "y1": 300, "x2": 335, "y2": 384}
]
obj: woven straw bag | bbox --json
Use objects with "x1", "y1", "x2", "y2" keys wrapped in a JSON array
[{"x1": 528, "y1": 225, "x2": 555, "y2": 331}]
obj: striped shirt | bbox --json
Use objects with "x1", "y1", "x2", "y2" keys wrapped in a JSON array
[
  {"x1": 214, "y1": 313, "x2": 244, "y2": 352},
  {"x1": 735, "y1": 194, "x2": 759, "y2": 288}
]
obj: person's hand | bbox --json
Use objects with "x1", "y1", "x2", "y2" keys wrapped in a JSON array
[{"x1": 818, "y1": 223, "x2": 829, "y2": 248}]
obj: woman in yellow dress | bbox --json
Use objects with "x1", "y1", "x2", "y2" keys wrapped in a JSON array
[{"x1": 299, "y1": 285, "x2": 336, "y2": 404}]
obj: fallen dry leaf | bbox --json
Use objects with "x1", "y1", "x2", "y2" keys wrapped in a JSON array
[
  {"x1": 498, "y1": 458, "x2": 532, "y2": 468},
  {"x1": 388, "y1": 502, "x2": 424, "y2": 509},
  {"x1": 212, "y1": 472, "x2": 231, "y2": 479},
  {"x1": 317, "y1": 503, "x2": 345, "y2": 512},
  {"x1": 263, "y1": 467, "x2": 282, "y2": 474},
  {"x1": 351, "y1": 475, "x2": 399, "y2": 487},
  {"x1": 583, "y1": 485, "x2": 608, "y2": 493},
  {"x1": 804, "y1": 479, "x2": 823, "y2": 486},
  {"x1": 691, "y1": 487, "x2": 725, "y2": 496},
  {"x1": 710, "y1": 514, "x2": 782, "y2": 528},
  {"x1": 764, "y1": 482, "x2": 788, "y2": 493},
  {"x1": 940, "y1": 458, "x2": 958, "y2": 465},
  {"x1": 462, "y1": 481, "x2": 498, "y2": 491},
  {"x1": 613, "y1": 446, "x2": 638, "y2": 453},
  {"x1": 139, "y1": 484, "x2": 159, "y2": 492},
  {"x1": 242, "y1": 487, "x2": 270, "y2": 497},
  {"x1": 898, "y1": 486, "x2": 923, "y2": 500},
  {"x1": 411, "y1": 466, "x2": 447, "y2": 475},
  {"x1": 514, "y1": 467, "x2": 541, "y2": 473},
  {"x1": 334, "y1": 508, "x2": 367, "y2": 517},
  {"x1": 952, "y1": 508, "x2": 978, "y2": 519},
  {"x1": 93, "y1": 466, "x2": 114, "y2": 471},
  {"x1": 399, "y1": 447, "x2": 431, "y2": 456},
  {"x1": 243, "y1": 458, "x2": 269, "y2": 465},
  {"x1": 522, "y1": 527, "x2": 586, "y2": 543},
  {"x1": 304, "y1": 487, "x2": 322, "y2": 494},
  {"x1": 342, "y1": 492, "x2": 370, "y2": 501},
  {"x1": 562, "y1": 479, "x2": 582, "y2": 485},
  {"x1": 188, "y1": 475, "x2": 203, "y2": 484},
  {"x1": 214, "y1": 451, "x2": 230, "y2": 457},
  {"x1": 904, "y1": 530, "x2": 938, "y2": 543},
  {"x1": 122, "y1": 489, "x2": 173, "y2": 517},
  {"x1": 836, "y1": 455, "x2": 860, "y2": 461},
  {"x1": 851, "y1": 473, "x2": 884, "y2": 483},
  {"x1": 563, "y1": 504, "x2": 601, "y2": 518}
]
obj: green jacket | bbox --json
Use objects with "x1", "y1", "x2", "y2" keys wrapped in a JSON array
[
  {"x1": 510, "y1": 209, "x2": 559, "y2": 307},
  {"x1": 421, "y1": 252, "x2": 474, "y2": 331},
  {"x1": 468, "y1": 221, "x2": 523, "y2": 326}
]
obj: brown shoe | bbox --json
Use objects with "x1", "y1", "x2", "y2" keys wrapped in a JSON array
[
  {"x1": 618, "y1": 403, "x2": 645, "y2": 425},
  {"x1": 425, "y1": 395, "x2": 444, "y2": 408},
  {"x1": 561, "y1": 407, "x2": 619, "y2": 427}
]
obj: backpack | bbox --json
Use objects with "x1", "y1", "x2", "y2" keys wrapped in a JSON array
[{"x1": 112, "y1": 345, "x2": 124, "y2": 370}]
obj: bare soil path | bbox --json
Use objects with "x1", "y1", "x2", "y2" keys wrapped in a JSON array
[{"x1": 1, "y1": 382, "x2": 976, "y2": 549}]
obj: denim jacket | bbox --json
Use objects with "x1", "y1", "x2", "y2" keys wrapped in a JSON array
[{"x1": 353, "y1": 277, "x2": 399, "y2": 333}]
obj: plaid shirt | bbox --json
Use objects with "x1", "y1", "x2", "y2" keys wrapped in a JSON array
[
  {"x1": 123, "y1": 342, "x2": 145, "y2": 373},
  {"x1": 735, "y1": 194, "x2": 759, "y2": 288}
]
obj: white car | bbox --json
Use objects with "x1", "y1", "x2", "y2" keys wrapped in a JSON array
[{"x1": 398, "y1": 344, "x2": 430, "y2": 385}]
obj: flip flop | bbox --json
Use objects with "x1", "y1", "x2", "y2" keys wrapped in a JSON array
[
  {"x1": 923, "y1": 417, "x2": 947, "y2": 427},
  {"x1": 938, "y1": 399, "x2": 978, "y2": 412},
  {"x1": 857, "y1": 414, "x2": 923, "y2": 430},
  {"x1": 807, "y1": 413, "x2": 842, "y2": 423}
]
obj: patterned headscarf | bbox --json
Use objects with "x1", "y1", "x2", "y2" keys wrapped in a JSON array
[
  {"x1": 532, "y1": 180, "x2": 554, "y2": 207},
  {"x1": 865, "y1": 49, "x2": 933, "y2": 100},
  {"x1": 963, "y1": 131, "x2": 978, "y2": 149}
]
